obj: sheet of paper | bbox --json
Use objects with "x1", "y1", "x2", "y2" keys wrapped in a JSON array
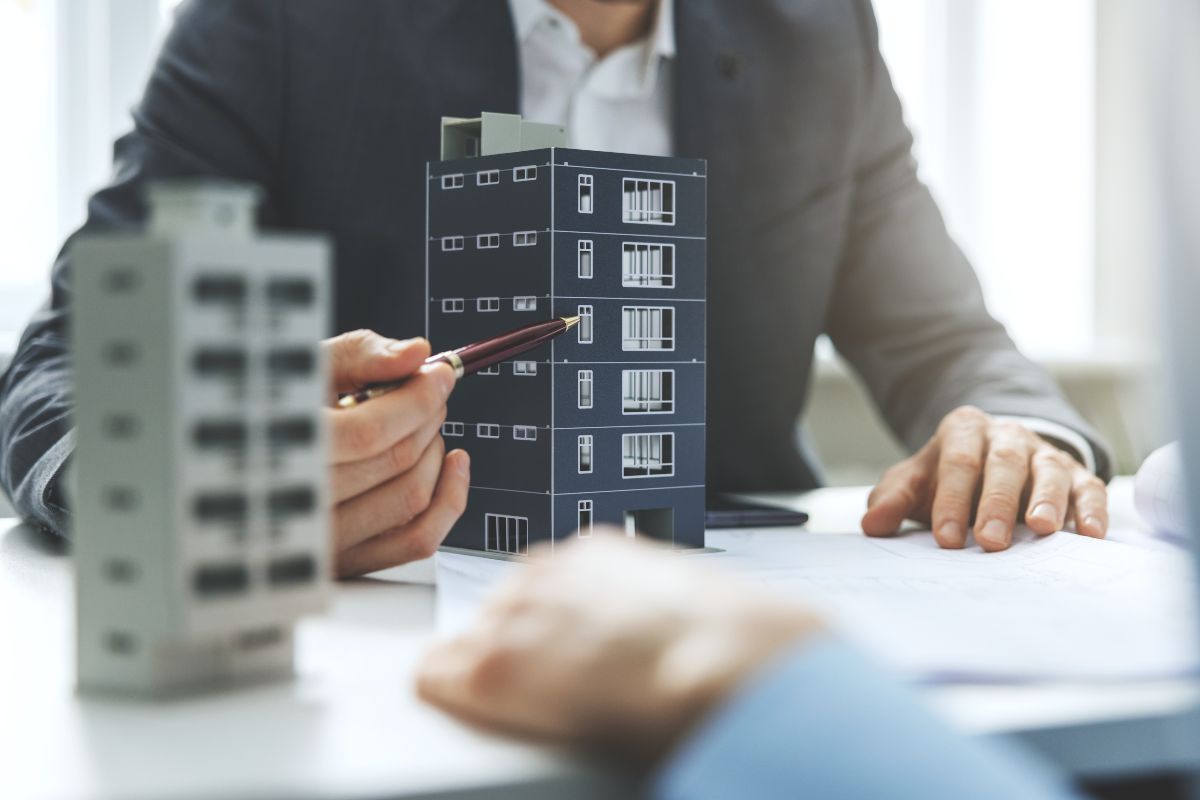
[
  {"x1": 434, "y1": 528, "x2": 1199, "y2": 684},
  {"x1": 707, "y1": 526, "x2": 1199, "y2": 683},
  {"x1": 435, "y1": 552, "x2": 525, "y2": 636}
]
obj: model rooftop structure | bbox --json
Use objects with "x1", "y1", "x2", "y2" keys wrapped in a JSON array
[
  {"x1": 71, "y1": 182, "x2": 332, "y2": 696},
  {"x1": 440, "y1": 112, "x2": 567, "y2": 160},
  {"x1": 426, "y1": 114, "x2": 707, "y2": 555}
]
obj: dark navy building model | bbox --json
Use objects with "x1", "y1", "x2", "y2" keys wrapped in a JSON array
[{"x1": 426, "y1": 113, "x2": 706, "y2": 555}]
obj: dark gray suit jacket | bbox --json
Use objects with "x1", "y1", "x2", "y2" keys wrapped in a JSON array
[{"x1": 0, "y1": 0, "x2": 1112, "y2": 536}]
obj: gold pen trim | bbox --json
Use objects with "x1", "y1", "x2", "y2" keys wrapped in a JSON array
[{"x1": 440, "y1": 350, "x2": 465, "y2": 379}]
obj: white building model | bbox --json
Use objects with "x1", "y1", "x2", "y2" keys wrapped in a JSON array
[{"x1": 71, "y1": 183, "x2": 331, "y2": 695}]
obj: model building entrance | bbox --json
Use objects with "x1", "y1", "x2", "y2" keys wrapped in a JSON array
[{"x1": 623, "y1": 507, "x2": 674, "y2": 543}]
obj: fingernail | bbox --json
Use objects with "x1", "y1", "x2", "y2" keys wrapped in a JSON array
[
  {"x1": 455, "y1": 451, "x2": 470, "y2": 476},
  {"x1": 938, "y1": 521, "x2": 964, "y2": 546},
  {"x1": 1029, "y1": 502, "x2": 1058, "y2": 526},
  {"x1": 1084, "y1": 516, "x2": 1103, "y2": 535},
  {"x1": 386, "y1": 338, "x2": 413, "y2": 354},
  {"x1": 978, "y1": 519, "x2": 1008, "y2": 548}
]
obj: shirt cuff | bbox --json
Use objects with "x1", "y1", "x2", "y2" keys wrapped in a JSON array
[
  {"x1": 653, "y1": 637, "x2": 1077, "y2": 800},
  {"x1": 995, "y1": 415, "x2": 1097, "y2": 475}
]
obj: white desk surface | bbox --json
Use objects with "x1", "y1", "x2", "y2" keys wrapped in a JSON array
[{"x1": 2, "y1": 478, "x2": 1197, "y2": 799}]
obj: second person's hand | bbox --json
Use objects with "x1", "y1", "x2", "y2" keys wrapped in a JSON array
[{"x1": 323, "y1": 329, "x2": 470, "y2": 577}]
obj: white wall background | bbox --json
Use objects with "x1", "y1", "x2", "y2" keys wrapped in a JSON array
[
  {"x1": 873, "y1": 0, "x2": 1099, "y2": 360},
  {"x1": 0, "y1": 0, "x2": 162, "y2": 353}
]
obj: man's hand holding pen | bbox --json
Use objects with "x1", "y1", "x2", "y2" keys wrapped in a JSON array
[{"x1": 322, "y1": 330, "x2": 470, "y2": 578}]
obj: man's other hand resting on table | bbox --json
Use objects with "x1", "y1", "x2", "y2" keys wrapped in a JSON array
[{"x1": 862, "y1": 406, "x2": 1108, "y2": 552}]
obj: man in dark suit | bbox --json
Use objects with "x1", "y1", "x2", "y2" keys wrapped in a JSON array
[{"x1": 0, "y1": 0, "x2": 1112, "y2": 575}]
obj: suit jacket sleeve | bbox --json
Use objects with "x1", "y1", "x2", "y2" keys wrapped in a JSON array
[
  {"x1": 0, "y1": 0, "x2": 286, "y2": 536},
  {"x1": 654, "y1": 638, "x2": 1082, "y2": 800},
  {"x1": 824, "y1": 1, "x2": 1113, "y2": 480}
]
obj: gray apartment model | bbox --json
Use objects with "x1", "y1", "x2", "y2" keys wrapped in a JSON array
[
  {"x1": 427, "y1": 113, "x2": 706, "y2": 555},
  {"x1": 71, "y1": 183, "x2": 332, "y2": 695}
]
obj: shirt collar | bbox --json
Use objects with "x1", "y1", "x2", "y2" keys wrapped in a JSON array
[
  {"x1": 650, "y1": 0, "x2": 676, "y2": 61},
  {"x1": 509, "y1": 0, "x2": 675, "y2": 62}
]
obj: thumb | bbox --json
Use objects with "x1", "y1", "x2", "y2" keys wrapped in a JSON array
[{"x1": 324, "y1": 330, "x2": 431, "y2": 393}]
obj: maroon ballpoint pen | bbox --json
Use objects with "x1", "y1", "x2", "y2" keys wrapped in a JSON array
[{"x1": 336, "y1": 315, "x2": 581, "y2": 409}]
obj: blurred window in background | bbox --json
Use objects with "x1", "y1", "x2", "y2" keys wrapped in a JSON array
[
  {"x1": 0, "y1": 0, "x2": 163, "y2": 352},
  {"x1": 873, "y1": 0, "x2": 1096, "y2": 359},
  {"x1": 1, "y1": 0, "x2": 1100, "y2": 363},
  {"x1": 0, "y1": 0, "x2": 58, "y2": 353}
]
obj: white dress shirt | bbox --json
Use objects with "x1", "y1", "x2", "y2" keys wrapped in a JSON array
[
  {"x1": 505, "y1": 0, "x2": 1097, "y2": 475},
  {"x1": 508, "y1": 0, "x2": 675, "y2": 156}
]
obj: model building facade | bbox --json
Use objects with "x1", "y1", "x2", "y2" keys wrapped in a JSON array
[
  {"x1": 427, "y1": 114, "x2": 706, "y2": 555},
  {"x1": 71, "y1": 183, "x2": 331, "y2": 695}
]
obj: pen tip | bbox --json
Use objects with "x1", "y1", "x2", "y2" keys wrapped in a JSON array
[{"x1": 562, "y1": 315, "x2": 581, "y2": 329}]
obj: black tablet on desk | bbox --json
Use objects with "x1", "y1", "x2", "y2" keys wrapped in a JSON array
[{"x1": 705, "y1": 496, "x2": 809, "y2": 529}]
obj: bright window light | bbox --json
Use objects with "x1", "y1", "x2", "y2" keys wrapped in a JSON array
[{"x1": 873, "y1": 0, "x2": 1096, "y2": 358}]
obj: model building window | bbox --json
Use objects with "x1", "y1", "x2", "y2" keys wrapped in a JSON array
[
  {"x1": 622, "y1": 178, "x2": 675, "y2": 225},
  {"x1": 479, "y1": 364, "x2": 500, "y2": 375},
  {"x1": 513, "y1": 425, "x2": 538, "y2": 441},
  {"x1": 577, "y1": 239, "x2": 594, "y2": 278},
  {"x1": 476, "y1": 233, "x2": 501, "y2": 249},
  {"x1": 193, "y1": 274, "x2": 245, "y2": 306},
  {"x1": 441, "y1": 235, "x2": 465, "y2": 251},
  {"x1": 578, "y1": 305, "x2": 593, "y2": 343},
  {"x1": 622, "y1": 243, "x2": 675, "y2": 287},
  {"x1": 578, "y1": 174, "x2": 594, "y2": 213},
  {"x1": 485, "y1": 513, "x2": 530, "y2": 555},
  {"x1": 577, "y1": 369, "x2": 593, "y2": 409},
  {"x1": 513, "y1": 165, "x2": 537, "y2": 182},
  {"x1": 441, "y1": 173, "x2": 464, "y2": 190},
  {"x1": 442, "y1": 421, "x2": 465, "y2": 437},
  {"x1": 441, "y1": 298, "x2": 465, "y2": 313},
  {"x1": 622, "y1": 369, "x2": 675, "y2": 413},
  {"x1": 578, "y1": 434, "x2": 593, "y2": 474},
  {"x1": 622, "y1": 432, "x2": 675, "y2": 478},
  {"x1": 477, "y1": 297, "x2": 500, "y2": 312},
  {"x1": 477, "y1": 169, "x2": 500, "y2": 186},
  {"x1": 513, "y1": 360, "x2": 537, "y2": 375},
  {"x1": 621, "y1": 306, "x2": 674, "y2": 350},
  {"x1": 476, "y1": 423, "x2": 500, "y2": 438},
  {"x1": 513, "y1": 296, "x2": 537, "y2": 311},
  {"x1": 578, "y1": 500, "x2": 594, "y2": 537},
  {"x1": 513, "y1": 230, "x2": 538, "y2": 247}
]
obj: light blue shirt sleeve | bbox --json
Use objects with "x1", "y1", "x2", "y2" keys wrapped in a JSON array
[{"x1": 654, "y1": 637, "x2": 1082, "y2": 800}]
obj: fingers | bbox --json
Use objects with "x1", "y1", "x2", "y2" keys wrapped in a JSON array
[
  {"x1": 416, "y1": 634, "x2": 490, "y2": 719},
  {"x1": 331, "y1": 410, "x2": 446, "y2": 503},
  {"x1": 1024, "y1": 446, "x2": 1074, "y2": 535},
  {"x1": 325, "y1": 330, "x2": 431, "y2": 395},
  {"x1": 929, "y1": 410, "x2": 987, "y2": 549},
  {"x1": 334, "y1": 434, "x2": 447, "y2": 551},
  {"x1": 864, "y1": 405, "x2": 1109, "y2": 553},
  {"x1": 329, "y1": 362, "x2": 455, "y2": 463},
  {"x1": 861, "y1": 446, "x2": 934, "y2": 537},
  {"x1": 973, "y1": 423, "x2": 1033, "y2": 551},
  {"x1": 337, "y1": 449, "x2": 471, "y2": 577},
  {"x1": 416, "y1": 631, "x2": 539, "y2": 740},
  {"x1": 1069, "y1": 470, "x2": 1109, "y2": 539}
]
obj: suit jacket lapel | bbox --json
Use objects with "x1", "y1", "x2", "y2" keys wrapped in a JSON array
[
  {"x1": 400, "y1": 0, "x2": 521, "y2": 136},
  {"x1": 673, "y1": 0, "x2": 751, "y2": 247}
]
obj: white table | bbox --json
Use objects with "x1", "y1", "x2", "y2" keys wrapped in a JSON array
[{"x1": 2, "y1": 479, "x2": 1196, "y2": 799}]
